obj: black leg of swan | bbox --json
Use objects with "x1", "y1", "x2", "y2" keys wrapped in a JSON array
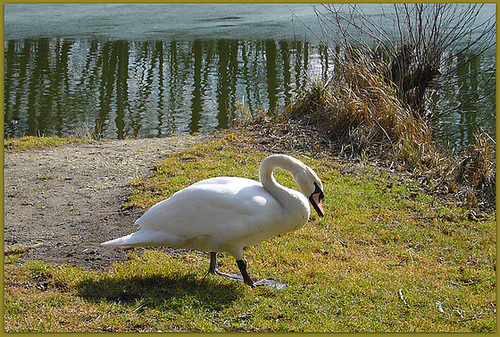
[
  {"x1": 237, "y1": 260, "x2": 287, "y2": 289},
  {"x1": 208, "y1": 252, "x2": 245, "y2": 282},
  {"x1": 236, "y1": 259, "x2": 256, "y2": 286},
  {"x1": 208, "y1": 252, "x2": 287, "y2": 289},
  {"x1": 209, "y1": 252, "x2": 218, "y2": 273}
]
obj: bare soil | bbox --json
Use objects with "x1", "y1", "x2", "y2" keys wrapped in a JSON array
[{"x1": 3, "y1": 134, "x2": 216, "y2": 270}]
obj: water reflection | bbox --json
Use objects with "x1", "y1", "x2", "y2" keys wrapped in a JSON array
[
  {"x1": 433, "y1": 51, "x2": 496, "y2": 149},
  {"x1": 4, "y1": 38, "x2": 329, "y2": 139},
  {"x1": 4, "y1": 37, "x2": 495, "y2": 149}
]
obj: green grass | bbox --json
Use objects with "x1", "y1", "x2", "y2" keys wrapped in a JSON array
[
  {"x1": 4, "y1": 136, "x2": 90, "y2": 152},
  {"x1": 4, "y1": 135, "x2": 496, "y2": 332}
]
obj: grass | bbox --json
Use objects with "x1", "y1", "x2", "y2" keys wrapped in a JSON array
[
  {"x1": 4, "y1": 135, "x2": 496, "y2": 332},
  {"x1": 3, "y1": 135, "x2": 90, "y2": 153},
  {"x1": 255, "y1": 46, "x2": 495, "y2": 208}
]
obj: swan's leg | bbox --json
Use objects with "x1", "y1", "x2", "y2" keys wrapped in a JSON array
[
  {"x1": 208, "y1": 252, "x2": 287, "y2": 289},
  {"x1": 236, "y1": 259, "x2": 287, "y2": 289},
  {"x1": 208, "y1": 252, "x2": 244, "y2": 282},
  {"x1": 236, "y1": 259, "x2": 255, "y2": 286},
  {"x1": 209, "y1": 252, "x2": 218, "y2": 273}
]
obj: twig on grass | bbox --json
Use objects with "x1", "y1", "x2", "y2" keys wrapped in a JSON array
[
  {"x1": 133, "y1": 300, "x2": 152, "y2": 313},
  {"x1": 450, "y1": 311, "x2": 488, "y2": 324},
  {"x1": 332, "y1": 232, "x2": 348, "y2": 248},
  {"x1": 398, "y1": 289, "x2": 412, "y2": 309},
  {"x1": 435, "y1": 301, "x2": 492, "y2": 324},
  {"x1": 436, "y1": 301, "x2": 445, "y2": 313}
]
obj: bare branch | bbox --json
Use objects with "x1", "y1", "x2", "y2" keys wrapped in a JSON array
[{"x1": 398, "y1": 289, "x2": 412, "y2": 309}]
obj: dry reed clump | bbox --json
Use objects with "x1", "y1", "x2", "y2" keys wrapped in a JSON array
[
  {"x1": 437, "y1": 132, "x2": 496, "y2": 206},
  {"x1": 277, "y1": 48, "x2": 495, "y2": 208},
  {"x1": 283, "y1": 50, "x2": 436, "y2": 168}
]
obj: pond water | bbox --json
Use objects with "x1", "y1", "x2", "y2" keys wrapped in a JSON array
[
  {"x1": 3, "y1": 4, "x2": 496, "y2": 149},
  {"x1": 4, "y1": 38, "x2": 330, "y2": 138}
]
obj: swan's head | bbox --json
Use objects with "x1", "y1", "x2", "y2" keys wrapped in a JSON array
[{"x1": 296, "y1": 165, "x2": 325, "y2": 217}]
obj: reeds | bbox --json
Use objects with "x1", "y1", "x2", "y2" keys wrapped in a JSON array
[
  {"x1": 276, "y1": 46, "x2": 495, "y2": 207},
  {"x1": 283, "y1": 48, "x2": 435, "y2": 164},
  {"x1": 438, "y1": 132, "x2": 496, "y2": 206}
]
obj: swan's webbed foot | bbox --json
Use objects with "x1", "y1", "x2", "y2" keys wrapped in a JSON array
[
  {"x1": 211, "y1": 269, "x2": 245, "y2": 282},
  {"x1": 253, "y1": 278, "x2": 287, "y2": 289},
  {"x1": 208, "y1": 252, "x2": 287, "y2": 289}
]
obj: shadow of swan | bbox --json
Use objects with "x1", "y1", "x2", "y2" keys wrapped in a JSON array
[{"x1": 76, "y1": 272, "x2": 244, "y2": 311}]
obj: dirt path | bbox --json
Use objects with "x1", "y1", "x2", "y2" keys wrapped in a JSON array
[{"x1": 3, "y1": 134, "x2": 214, "y2": 269}]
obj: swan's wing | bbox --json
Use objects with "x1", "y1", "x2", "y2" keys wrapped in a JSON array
[{"x1": 135, "y1": 177, "x2": 283, "y2": 239}]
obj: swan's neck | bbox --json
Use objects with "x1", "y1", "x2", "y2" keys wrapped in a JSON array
[
  {"x1": 259, "y1": 155, "x2": 309, "y2": 222},
  {"x1": 260, "y1": 156, "x2": 299, "y2": 192}
]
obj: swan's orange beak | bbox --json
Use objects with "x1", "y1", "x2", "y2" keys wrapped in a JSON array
[
  {"x1": 311, "y1": 192, "x2": 325, "y2": 217},
  {"x1": 309, "y1": 182, "x2": 325, "y2": 217}
]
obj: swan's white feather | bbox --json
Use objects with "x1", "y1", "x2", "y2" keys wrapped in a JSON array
[
  {"x1": 101, "y1": 176, "x2": 295, "y2": 257},
  {"x1": 101, "y1": 155, "x2": 322, "y2": 261}
]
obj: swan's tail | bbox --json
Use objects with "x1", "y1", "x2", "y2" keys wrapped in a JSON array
[
  {"x1": 100, "y1": 234, "x2": 135, "y2": 247},
  {"x1": 100, "y1": 229, "x2": 179, "y2": 247}
]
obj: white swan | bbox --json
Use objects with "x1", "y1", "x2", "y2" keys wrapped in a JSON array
[{"x1": 101, "y1": 154, "x2": 325, "y2": 288}]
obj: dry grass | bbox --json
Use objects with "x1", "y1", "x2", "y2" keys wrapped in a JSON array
[
  {"x1": 284, "y1": 51, "x2": 435, "y2": 166},
  {"x1": 239, "y1": 46, "x2": 495, "y2": 208},
  {"x1": 3, "y1": 135, "x2": 91, "y2": 153}
]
